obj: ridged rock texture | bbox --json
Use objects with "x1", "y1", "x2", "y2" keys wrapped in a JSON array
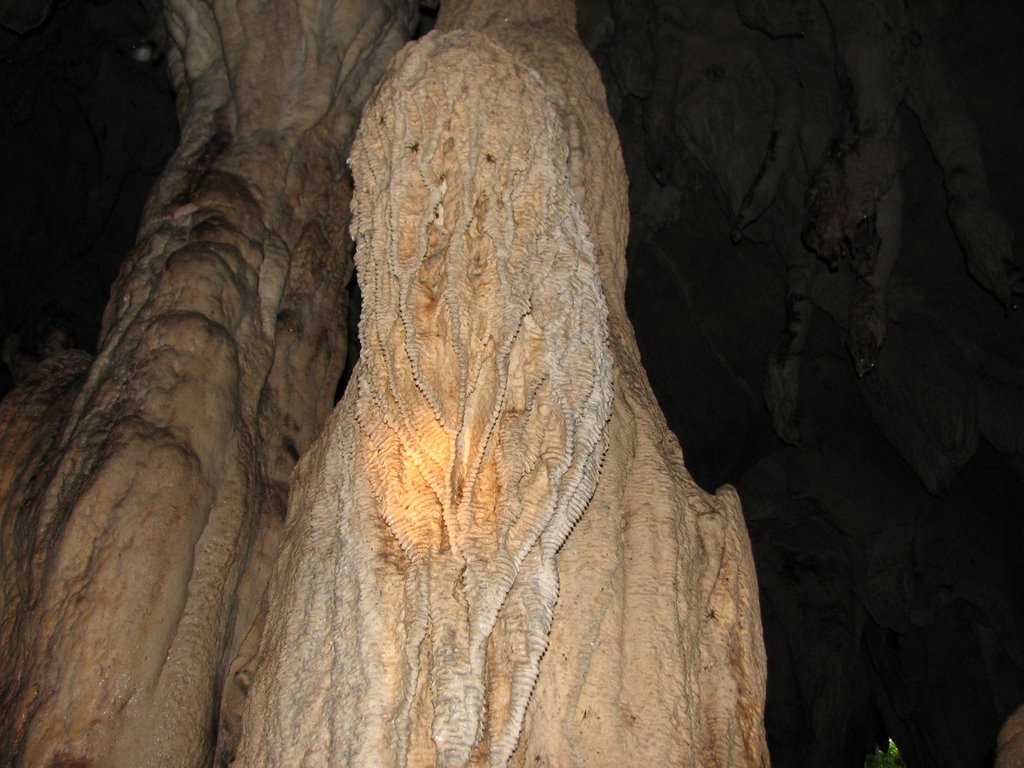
[
  {"x1": 6, "y1": 0, "x2": 1024, "y2": 766},
  {"x1": 0, "y1": 0, "x2": 419, "y2": 765},
  {"x1": 236, "y1": 2, "x2": 769, "y2": 766}
]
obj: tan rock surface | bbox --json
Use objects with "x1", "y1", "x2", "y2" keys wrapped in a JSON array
[
  {"x1": 998, "y1": 704, "x2": 1024, "y2": 768},
  {"x1": 237, "y1": 2, "x2": 769, "y2": 765},
  {"x1": 0, "y1": 1, "x2": 417, "y2": 765}
]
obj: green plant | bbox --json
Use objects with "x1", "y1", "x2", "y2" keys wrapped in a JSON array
[{"x1": 865, "y1": 738, "x2": 906, "y2": 768}]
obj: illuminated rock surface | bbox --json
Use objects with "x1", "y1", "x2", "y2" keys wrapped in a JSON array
[
  {"x1": 237, "y1": 5, "x2": 767, "y2": 765},
  {"x1": 3, "y1": 0, "x2": 1024, "y2": 766}
]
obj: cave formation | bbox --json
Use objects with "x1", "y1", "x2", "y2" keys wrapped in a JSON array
[{"x1": 1, "y1": 0, "x2": 1022, "y2": 766}]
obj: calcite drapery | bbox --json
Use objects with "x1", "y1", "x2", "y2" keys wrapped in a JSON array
[
  {"x1": 0, "y1": 1, "x2": 419, "y2": 764},
  {"x1": 238, "y1": 3, "x2": 769, "y2": 765},
  {"x1": 237, "y1": 30, "x2": 613, "y2": 766},
  {"x1": 350, "y1": 30, "x2": 613, "y2": 764}
]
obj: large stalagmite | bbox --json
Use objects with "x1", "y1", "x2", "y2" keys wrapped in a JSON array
[
  {"x1": 237, "y1": 2, "x2": 769, "y2": 766},
  {"x1": 0, "y1": 0, "x2": 419, "y2": 765}
]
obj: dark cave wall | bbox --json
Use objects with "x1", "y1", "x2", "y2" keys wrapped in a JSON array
[
  {"x1": 2, "y1": 0, "x2": 1023, "y2": 766},
  {"x1": 624, "y1": 124, "x2": 1024, "y2": 767},
  {"x1": 590, "y1": 0, "x2": 1024, "y2": 766},
  {"x1": 0, "y1": 0, "x2": 177, "y2": 394}
]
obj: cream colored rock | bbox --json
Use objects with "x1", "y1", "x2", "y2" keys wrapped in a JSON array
[
  {"x1": 237, "y1": 29, "x2": 612, "y2": 767},
  {"x1": 238, "y1": 1, "x2": 769, "y2": 766},
  {"x1": 0, "y1": 1, "x2": 418, "y2": 765},
  {"x1": 0, "y1": 0, "x2": 769, "y2": 764},
  {"x1": 438, "y1": 6, "x2": 769, "y2": 765}
]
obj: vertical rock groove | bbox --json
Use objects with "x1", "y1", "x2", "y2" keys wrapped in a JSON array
[
  {"x1": 239, "y1": 31, "x2": 613, "y2": 766},
  {"x1": 0, "y1": 1, "x2": 419, "y2": 765},
  {"x1": 239, "y1": 2, "x2": 769, "y2": 765}
]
